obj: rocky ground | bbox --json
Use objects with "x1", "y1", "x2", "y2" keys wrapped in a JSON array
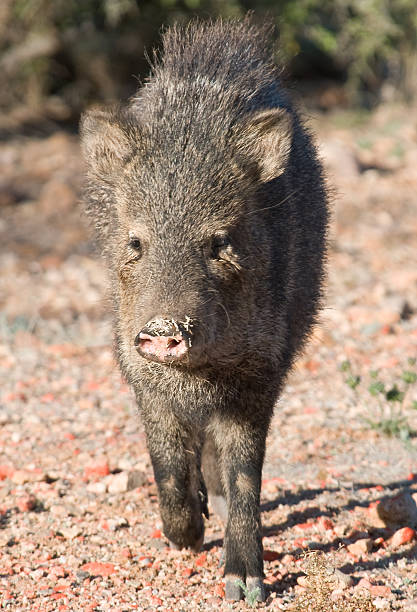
[{"x1": 0, "y1": 104, "x2": 417, "y2": 611}]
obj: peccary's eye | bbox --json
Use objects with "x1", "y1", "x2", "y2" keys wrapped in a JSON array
[
  {"x1": 128, "y1": 236, "x2": 142, "y2": 252},
  {"x1": 210, "y1": 234, "x2": 231, "y2": 259}
]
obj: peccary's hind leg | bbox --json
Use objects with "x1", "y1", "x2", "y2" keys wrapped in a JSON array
[
  {"x1": 202, "y1": 431, "x2": 227, "y2": 522},
  {"x1": 141, "y1": 396, "x2": 206, "y2": 551},
  {"x1": 213, "y1": 406, "x2": 271, "y2": 603}
]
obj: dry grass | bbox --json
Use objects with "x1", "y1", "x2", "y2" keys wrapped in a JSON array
[{"x1": 289, "y1": 551, "x2": 377, "y2": 612}]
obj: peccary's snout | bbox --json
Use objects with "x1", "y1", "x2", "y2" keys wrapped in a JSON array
[{"x1": 134, "y1": 318, "x2": 193, "y2": 363}]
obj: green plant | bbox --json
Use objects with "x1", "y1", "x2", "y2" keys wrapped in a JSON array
[
  {"x1": 1, "y1": 0, "x2": 417, "y2": 117},
  {"x1": 340, "y1": 359, "x2": 417, "y2": 441},
  {"x1": 235, "y1": 579, "x2": 261, "y2": 607}
]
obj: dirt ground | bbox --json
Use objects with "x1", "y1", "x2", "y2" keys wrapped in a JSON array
[{"x1": 0, "y1": 104, "x2": 417, "y2": 611}]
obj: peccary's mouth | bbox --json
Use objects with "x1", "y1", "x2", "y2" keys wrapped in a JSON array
[{"x1": 134, "y1": 317, "x2": 194, "y2": 365}]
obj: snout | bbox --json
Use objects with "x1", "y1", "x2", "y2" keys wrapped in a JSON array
[{"x1": 134, "y1": 318, "x2": 193, "y2": 364}]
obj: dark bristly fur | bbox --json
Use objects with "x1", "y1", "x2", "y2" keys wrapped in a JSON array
[{"x1": 80, "y1": 16, "x2": 329, "y2": 602}]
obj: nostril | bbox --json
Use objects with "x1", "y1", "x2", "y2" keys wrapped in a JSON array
[
  {"x1": 134, "y1": 330, "x2": 188, "y2": 362},
  {"x1": 134, "y1": 318, "x2": 194, "y2": 363}
]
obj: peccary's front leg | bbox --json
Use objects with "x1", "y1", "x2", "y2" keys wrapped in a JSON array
[
  {"x1": 213, "y1": 413, "x2": 269, "y2": 602},
  {"x1": 140, "y1": 397, "x2": 207, "y2": 551}
]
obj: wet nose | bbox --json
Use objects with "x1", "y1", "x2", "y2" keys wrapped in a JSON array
[{"x1": 134, "y1": 318, "x2": 192, "y2": 363}]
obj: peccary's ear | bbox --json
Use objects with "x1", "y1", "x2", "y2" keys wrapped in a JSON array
[
  {"x1": 80, "y1": 108, "x2": 132, "y2": 176},
  {"x1": 240, "y1": 108, "x2": 292, "y2": 183}
]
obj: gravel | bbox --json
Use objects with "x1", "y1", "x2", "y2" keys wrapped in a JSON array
[{"x1": 0, "y1": 105, "x2": 416, "y2": 610}]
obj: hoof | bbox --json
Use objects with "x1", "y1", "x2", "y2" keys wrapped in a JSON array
[
  {"x1": 246, "y1": 577, "x2": 266, "y2": 602},
  {"x1": 210, "y1": 494, "x2": 228, "y2": 522},
  {"x1": 191, "y1": 532, "x2": 204, "y2": 553},
  {"x1": 168, "y1": 531, "x2": 204, "y2": 553},
  {"x1": 225, "y1": 576, "x2": 244, "y2": 601}
]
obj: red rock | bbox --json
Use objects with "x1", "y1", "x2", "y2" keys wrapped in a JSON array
[
  {"x1": 347, "y1": 538, "x2": 372, "y2": 556},
  {"x1": 120, "y1": 548, "x2": 132, "y2": 559},
  {"x1": 2, "y1": 392, "x2": 26, "y2": 402},
  {"x1": 80, "y1": 562, "x2": 116, "y2": 576},
  {"x1": 264, "y1": 574, "x2": 279, "y2": 585},
  {"x1": 263, "y1": 550, "x2": 280, "y2": 561},
  {"x1": 281, "y1": 554, "x2": 295, "y2": 565},
  {"x1": 293, "y1": 538, "x2": 308, "y2": 548},
  {"x1": 357, "y1": 578, "x2": 373, "y2": 590},
  {"x1": 84, "y1": 462, "x2": 110, "y2": 480},
  {"x1": 214, "y1": 583, "x2": 225, "y2": 597},
  {"x1": 368, "y1": 505, "x2": 386, "y2": 528},
  {"x1": 151, "y1": 529, "x2": 162, "y2": 538},
  {"x1": 17, "y1": 494, "x2": 37, "y2": 512},
  {"x1": 195, "y1": 552, "x2": 207, "y2": 567},
  {"x1": 151, "y1": 597, "x2": 163, "y2": 606},
  {"x1": 303, "y1": 405, "x2": 318, "y2": 414},
  {"x1": 50, "y1": 592, "x2": 67, "y2": 600},
  {"x1": 295, "y1": 522, "x2": 313, "y2": 531},
  {"x1": 390, "y1": 527, "x2": 416, "y2": 548},
  {"x1": 86, "y1": 380, "x2": 101, "y2": 391},
  {"x1": 54, "y1": 585, "x2": 70, "y2": 592},
  {"x1": 41, "y1": 393, "x2": 55, "y2": 402},
  {"x1": 318, "y1": 517, "x2": 334, "y2": 530},
  {"x1": 304, "y1": 359, "x2": 320, "y2": 373},
  {"x1": 370, "y1": 585, "x2": 391, "y2": 597},
  {"x1": 0, "y1": 465, "x2": 14, "y2": 480},
  {"x1": 182, "y1": 567, "x2": 193, "y2": 578},
  {"x1": 48, "y1": 566, "x2": 67, "y2": 579},
  {"x1": 381, "y1": 357, "x2": 399, "y2": 369},
  {"x1": 138, "y1": 556, "x2": 153, "y2": 568}
]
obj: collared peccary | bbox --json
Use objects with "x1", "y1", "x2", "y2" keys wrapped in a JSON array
[{"x1": 80, "y1": 17, "x2": 328, "y2": 602}]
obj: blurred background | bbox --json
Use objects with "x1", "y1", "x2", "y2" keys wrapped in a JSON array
[
  {"x1": 1, "y1": 0, "x2": 417, "y2": 131},
  {"x1": 1, "y1": 3, "x2": 417, "y2": 609},
  {"x1": 0, "y1": 0, "x2": 416, "y2": 392},
  {"x1": 1, "y1": 0, "x2": 417, "y2": 340}
]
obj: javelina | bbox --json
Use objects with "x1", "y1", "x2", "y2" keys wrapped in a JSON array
[{"x1": 80, "y1": 17, "x2": 329, "y2": 602}]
